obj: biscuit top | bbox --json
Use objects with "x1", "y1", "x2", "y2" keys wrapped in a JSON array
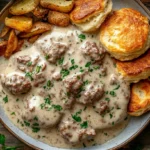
[
  {"x1": 116, "y1": 49, "x2": 150, "y2": 77},
  {"x1": 100, "y1": 8, "x2": 149, "y2": 53},
  {"x1": 70, "y1": 0, "x2": 107, "y2": 23}
]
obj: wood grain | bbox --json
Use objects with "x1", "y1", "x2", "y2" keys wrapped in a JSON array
[{"x1": 0, "y1": 0, "x2": 150, "y2": 150}]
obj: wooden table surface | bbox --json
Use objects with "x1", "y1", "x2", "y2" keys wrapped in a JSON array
[{"x1": 0, "y1": 0, "x2": 150, "y2": 150}]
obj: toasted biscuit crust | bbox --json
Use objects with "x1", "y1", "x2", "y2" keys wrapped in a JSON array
[
  {"x1": 100, "y1": 8, "x2": 150, "y2": 61},
  {"x1": 70, "y1": 0, "x2": 107, "y2": 23},
  {"x1": 116, "y1": 49, "x2": 150, "y2": 83},
  {"x1": 128, "y1": 79, "x2": 150, "y2": 116}
]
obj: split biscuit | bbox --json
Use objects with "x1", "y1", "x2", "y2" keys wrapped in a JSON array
[
  {"x1": 116, "y1": 49, "x2": 150, "y2": 83},
  {"x1": 128, "y1": 79, "x2": 150, "y2": 116},
  {"x1": 100, "y1": 8, "x2": 150, "y2": 61},
  {"x1": 70, "y1": 0, "x2": 112, "y2": 32}
]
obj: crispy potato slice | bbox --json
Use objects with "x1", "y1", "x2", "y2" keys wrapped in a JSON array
[
  {"x1": 33, "y1": 5, "x2": 49, "y2": 19},
  {"x1": 48, "y1": 11, "x2": 70, "y2": 27},
  {"x1": 40, "y1": 0, "x2": 74, "y2": 13},
  {"x1": 28, "y1": 35, "x2": 40, "y2": 43},
  {"x1": 4, "y1": 30, "x2": 18, "y2": 58},
  {"x1": 14, "y1": 39, "x2": 24, "y2": 53},
  {"x1": 19, "y1": 22, "x2": 51, "y2": 38},
  {"x1": 5, "y1": 16, "x2": 33, "y2": 32},
  {"x1": 0, "y1": 41, "x2": 7, "y2": 56},
  {"x1": 0, "y1": 26, "x2": 10, "y2": 38},
  {"x1": 9, "y1": 0, "x2": 40, "y2": 15}
]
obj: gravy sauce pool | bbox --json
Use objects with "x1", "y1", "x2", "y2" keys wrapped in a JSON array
[{"x1": 0, "y1": 26, "x2": 130, "y2": 148}]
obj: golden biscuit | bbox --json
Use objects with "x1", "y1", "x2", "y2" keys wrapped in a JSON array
[
  {"x1": 128, "y1": 79, "x2": 150, "y2": 116},
  {"x1": 70, "y1": 0, "x2": 112, "y2": 32},
  {"x1": 116, "y1": 49, "x2": 150, "y2": 83},
  {"x1": 100, "y1": 8, "x2": 150, "y2": 61}
]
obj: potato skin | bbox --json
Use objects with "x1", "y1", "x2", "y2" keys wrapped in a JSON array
[
  {"x1": 33, "y1": 5, "x2": 49, "y2": 19},
  {"x1": 0, "y1": 41, "x2": 7, "y2": 56},
  {"x1": 5, "y1": 16, "x2": 33, "y2": 32},
  {"x1": 48, "y1": 11, "x2": 70, "y2": 27}
]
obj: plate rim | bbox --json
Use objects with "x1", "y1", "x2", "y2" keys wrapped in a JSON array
[{"x1": 0, "y1": 0, "x2": 150, "y2": 150}]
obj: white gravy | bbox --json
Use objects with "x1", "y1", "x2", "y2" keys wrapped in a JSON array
[{"x1": 0, "y1": 26, "x2": 130, "y2": 148}]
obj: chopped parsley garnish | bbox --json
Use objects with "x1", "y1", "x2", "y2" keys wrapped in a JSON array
[
  {"x1": 16, "y1": 98, "x2": 19, "y2": 102},
  {"x1": 110, "y1": 91, "x2": 116, "y2": 97},
  {"x1": 71, "y1": 59, "x2": 75, "y2": 65},
  {"x1": 32, "y1": 123, "x2": 39, "y2": 126},
  {"x1": 85, "y1": 62, "x2": 91, "y2": 68},
  {"x1": 25, "y1": 72, "x2": 33, "y2": 81},
  {"x1": 11, "y1": 112, "x2": 15, "y2": 115},
  {"x1": 112, "y1": 122, "x2": 115, "y2": 125},
  {"x1": 32, "y1": 127, "x2": 40, "y2": 133},
  {"x1": 52, "y1": 105, "x2": 62, "y2": 111},
  {"x1": 47, "y1": 80, "x2": 51, "y2": 88},
  {"x1": 60, "y1": 69, "x2": 70, "y2": 78},
  {"x1": 36, "y1": 66, "x2": 41, "y2": 73},
  {"x1": 44, "y1": 97, "x2": 51, "y2": 105},
  {"x1": 45, "y1": 54, "x2": 49, "y2": 60},
  {"x1": 83, "y1": 143, "x2": 86, "y2": 148},
  {"x1": 113, "y1": 85, "x2": 120, "y2": 90},
  {"x1": 80, "y1": 121, "x2": 88, "y2": 129},
  {"x1": 58, "y1": 57, "x2": 64, "y2": 65},
  {"x1": 78, "y1": 34, "x2": 86, "y2": 40},
  {"x1": 83, "y1": 80, "x2": 89, "y2": 86},
  {"x1": 105, "y1": 98, "x2": 110, "y2": 102},
  {"x1": 34, "y1": 116, "x2": 38, "y2": 121},
  {"x1": 93, "y1": 66, "x2": 100, "y2": 70},
  {"x1": 72, "y1": 110, "x2": 82, "y2": 122},
  {"x1": 27, "y1": 61, "x2": 32, "y2": 66},
  {"x1": 3, "y1": 96, "x2": 8, "y2": 103},
  {"x1": 24, "y1": 121, "x2": 30, "y2": 127},
  {"x1": 40, "y1": 103, "x2": 45, "y2": 109},
  {"x1": 109, "y1": 113, "x2": 113, "y2": 119},
  {"x1": 69, "y1": 65, "x2": 78, "y2": 70}
]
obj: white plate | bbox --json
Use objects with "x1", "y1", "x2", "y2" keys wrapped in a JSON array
[{"x1": 0, "y1": 0, "x2": 150, "y2": 150}]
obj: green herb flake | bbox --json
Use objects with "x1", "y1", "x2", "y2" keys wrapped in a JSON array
[
  {"x1": 3, "y1": 95, "x2": 8, "y2": 103},
  {"x1": 94, "y1": 66, "x2": 100, "y2": 70},
  {"x1": 32, "y1": 123, "x2": 39, "y2": 127},
  {"x1": 60, "y1": 69, "x2": 70, "y2": 78},
  {"x1": 40, "y1": 103, "x2": 45, "y2": 109},
  {"x1": 112, "y1": 122, "x2": 115, "y2": 125},
  {"x1": 11, "y1": 112, "x2": 15, "y2": 115},
  {"x1": 25, "y1": 72, "x2": 33, "y2": 81},
  {"x1": 36, "y1": 66, "x2": 41, "y2": 73},
  {"x1": 52, "y1": 105, "x2": 62, "y2": 111},
  {"x1": 58, "y1": 57, "x2": 64, "y2": 65},
  {"x1": 71, "y1": 59, "x2": 75, "y2": 65},
  {"x1": 32, "y1": 127, "x2": 40, "y2": 133},
  {"x1": 47, "y1": 80, "x2": 51, "y2": 87},
  {"x1": 110, "y1": 91, "x2": 116, "y2": 97},
  {"x1": 83, "y1": 80, "x2": 89, "y2": 86},
  {"x1": 83, "y1": 143, "x2": 86, "y2": 148},
  {"x1": 113, "y1": 85, "x2": 120, "y2": 90},
  {"x1": 85, "y1": 62, "x2": 91, "y2": 68},
  {"x1": 80, "y1": 121, "x2": 88, "y2": 129},
  {"x1": 72, "y1": 115, "x2": 82, "y2": 122},
  {"x1": 69, "y1": 65, "x2": 78, "y2": 70},
  {"x1": 0, "y1": 134, "x2": 5, "y2": 145},
  {"x1": 34, "y1": 116, "x2": 38, "y2": 121},
  {"x1": 45, "y1": 54, "x2": 49, "y2": 60},
  {"x1": 16, "y1": 98, "x2": 19, "y2": 102},
  {"x1": 109, "y1": 113, "x2": 113, "y2": 119},
  {"x1": 44, "y1": 97, "x2": 51, "y2": 105},
  {"x1": 27, "y1": 61, "x2": 32, "y2": 66},
  {"x1": 105, "y1": 98, "x2": 110, "y2": 102},
  {"x1": 24, "y1": 120, "x2": 30, "y2": 127},
  {"x1": 78, "y1": 34, "x2": 86, "y2": 40}
]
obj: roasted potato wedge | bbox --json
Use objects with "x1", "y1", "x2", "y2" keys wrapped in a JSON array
[
  {"x1": 4, "y1": 30, "x2": 18, "y2": 58},
  {"x1": 28, "y1": 35, "x2": 40, "y2": 43},
  {"x1": 14, "y1": 39, "x2": 24, "y2": 53},
  {"x1": 40, "y1": 0, "x2": 74, "y2": 13},
  {"x1": 19, "y1": 22, "x2": 51, "y2": 38},
  {"x1": 33, "y1": 5, "x2": 49, "y2": 19},
  {"x1": 9, "y1": 0, "x2": 40, "y2": 15},
  {"x1": 0, "y1": 41, "x2": 7, "y2": 56},
  {"x1": 5, "y1": 16, "x2": 33, "y2": 32},
  {"x1": 48, "y1": 11, "x2": 70, "y2": 27},
  {"x1": 0, "y1": 26, "x2": 10, "y2": 38}
]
